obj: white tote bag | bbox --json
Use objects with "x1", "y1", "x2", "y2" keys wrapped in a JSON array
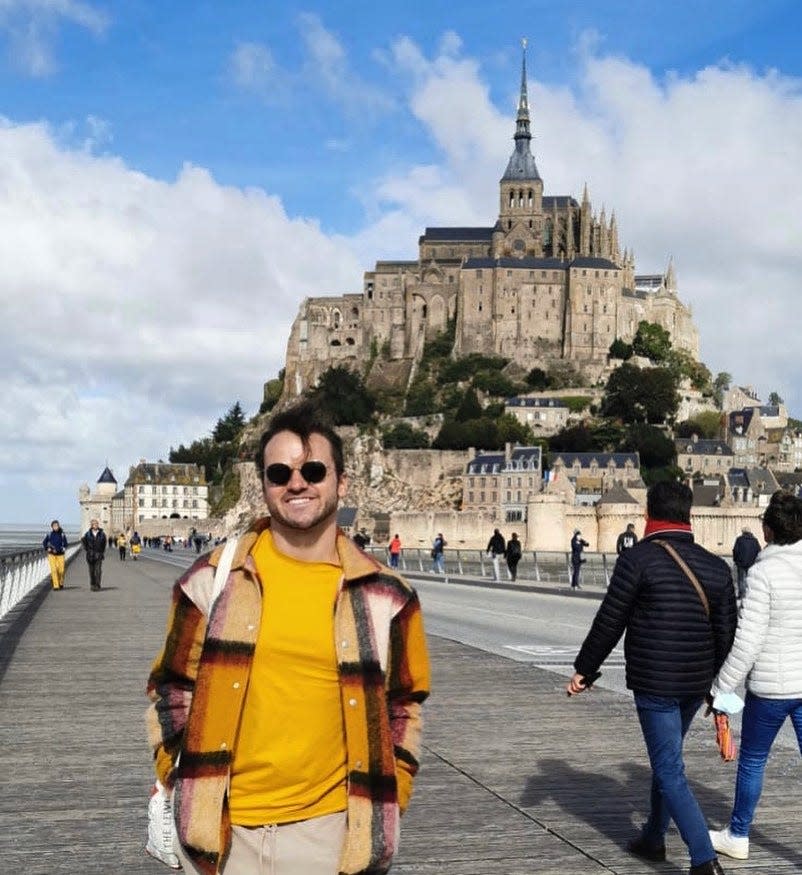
[{"x1": 145, "y1": 538, "x2": 238, "y2": 869}]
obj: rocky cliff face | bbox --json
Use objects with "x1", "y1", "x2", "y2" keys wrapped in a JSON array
[{"x1": 220, "y1": 428, "x2": 467, "y2": 534}]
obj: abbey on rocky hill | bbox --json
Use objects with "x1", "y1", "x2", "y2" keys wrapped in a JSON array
[{"x1": 283, "y1": 45, "x2": 699, "y2": 398}]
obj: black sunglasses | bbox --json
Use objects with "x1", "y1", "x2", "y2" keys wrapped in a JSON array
[{"x1": 264, "y1": 461, "x2": 328, "y2": 486}]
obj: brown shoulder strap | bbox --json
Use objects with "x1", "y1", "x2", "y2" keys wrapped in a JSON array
[{"x1": 653, "y1": 539, "x2": 710, "y2": 619}]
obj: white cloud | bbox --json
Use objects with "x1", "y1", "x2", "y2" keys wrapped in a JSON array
[
  {"x1": 228, "y1": 13, "x2": 392, "y2": 118},
  {"x1": 0, "y1": 117, "x2": 362, "y2": 521},
  {"x1": 0, "y1": 0, "x2": 107, "y2": 76},
  {"x1": 5, "y1": 32, "x2": 802, "y2": 522}
]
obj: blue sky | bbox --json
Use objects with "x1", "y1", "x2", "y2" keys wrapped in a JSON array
[{"x1": 1, "y1": 0, "x2": 801, "y2": 523}]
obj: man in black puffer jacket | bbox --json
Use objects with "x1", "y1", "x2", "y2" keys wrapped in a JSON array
[{"x1": 567, "y1": 481, "x2": 737, "y2": 875}]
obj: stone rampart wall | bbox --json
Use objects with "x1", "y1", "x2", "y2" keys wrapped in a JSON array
[{"x1": 389, "y1": 498, "x2": 763, "y2": 556}]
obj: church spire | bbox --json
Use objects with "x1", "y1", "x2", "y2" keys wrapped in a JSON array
[
  {"x1": 516, "y1": 38, "x2": 531, "y2": 143},
  {"x1": 501, "y1": 39, "x2": 540, "y2": 182}
]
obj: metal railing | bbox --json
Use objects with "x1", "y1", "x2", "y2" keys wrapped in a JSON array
[
  {"x1": 0, "y1": 545, "x2": 81, "y2": 620},
  {"x1": 364, "y1": 546, "x2": 614, "y2": 589}
]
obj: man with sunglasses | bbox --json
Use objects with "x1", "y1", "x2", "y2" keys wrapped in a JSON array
[{"x1": 147, "y1": 400, "x2": 431, "y2": 875}]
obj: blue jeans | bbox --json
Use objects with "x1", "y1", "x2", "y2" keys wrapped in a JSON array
[
  {"x1": 730, "y1": 691, "x2": 802, "y2": 837},
  {"x1": 634, "y1": 693, "x2": 715, "y2": 867},
  {"x1": 432, "y1": 554, "x2": 444, "y2": 574}
]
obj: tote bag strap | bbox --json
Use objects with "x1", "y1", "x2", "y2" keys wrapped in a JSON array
[
  {"x1": 653, "y1": 539, "x2": 710, "y2": 618},
  {"x1": 210, "y1": 536, "x2": 238, "y2": 608}
]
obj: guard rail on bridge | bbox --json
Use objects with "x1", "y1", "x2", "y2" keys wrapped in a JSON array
[
  {"x1": 0, "y1": 545, "x2": 81, "y2": 620},
  {"x1": 364, "y1": 546, "x2": 615, "y2": 589}
]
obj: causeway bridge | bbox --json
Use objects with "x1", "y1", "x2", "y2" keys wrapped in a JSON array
[{"x1": 1, "y1": 547, "x2": 799, "y2": 873}]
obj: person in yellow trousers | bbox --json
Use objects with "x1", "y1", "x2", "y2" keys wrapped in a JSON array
[{"x1": 42, "y1": 519, "x2": 68, "y2": 590}]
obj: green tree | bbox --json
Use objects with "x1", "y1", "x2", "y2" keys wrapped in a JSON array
[
  {"x1": 455, "y1": 387, "x2": 483, "y2": 422},
  {"x1": 212, "y1": 401, "x2": 246, "y2": 443},
  {"x1": 433, "y1": 418, "x2": 500, "y2": 450},
  {"x1": 309, "y1": 366, "x2": 376, "y2": 425},
  {"x1": 713, "y1": 371, "x2": 732, "y2": 409},
  {"x1": 601, "y1": 363, "x2": 679, "y2": 424},
  {"x1": 496, "y1": 413, "x2": 535, "y2": 445},
  {"x1": 405, "y1": 376, "x2": 436, "y2": 416},
  {"x1": 259, "y1": 375, "x2": 284, "y2": 414},
  {"x1": 525, "y1": 367, "x2": 549, "y2": 390},
  {"x1": 549, "y1": 424, "x2": 597, "y2": 453},
  {"x1": 472, "y1": 370, "x2": 520, "y2": 397},
  {"x1": 382, "y1": 422, "x2": 431, "y2": 449},
  {"x1": 618, "y1": 424, "x2": 676, "y2": 469},
  {"x1": 608, "y1": 338, "x2": 633, "y2": 360},
  {"x1": 768, "y1": 390, "x2": 784, "y2": 406},
  {"x1": 675, "y1": 411, "x2": 723, "y2": 439},
  {"x1": 633, "y1": 321, "x2": 672, "y2": 364}
]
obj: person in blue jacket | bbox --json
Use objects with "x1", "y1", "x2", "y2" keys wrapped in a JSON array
[{"x1": 43, "y1": 519, "x2": 68, "y2": 590}]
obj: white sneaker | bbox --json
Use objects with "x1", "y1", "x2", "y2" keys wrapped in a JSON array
[{"x1": 710, "y1": 826, "x2": 749, "y2": 860}]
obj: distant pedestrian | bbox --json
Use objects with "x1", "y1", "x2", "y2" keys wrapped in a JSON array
[
  {"x1": 81, "y1": 518, "x2": 107, "y2": 591},
  {"x1": 42, "y1": 519, "x2": 68, "y2": 590},
  {"x1": 432, "y1": 532, "x2": 446, "y2": 574},
  {"x1": 570, "y1": 530, "x2": 589, "y2": 589},
  {"x1": 709, "y1": 492, "x2": 802, "y2": 862},
  {"x1": 389, "y1": 533, "x2": 402, "y2": 569},
  {"x1": 567, "y1": 480, "x2": 736, "y2": 875},
  {"x1": 732, "y1": 527, "x2": 760, "y2": 600},
  {"x1": 130, "y1": 531, "x2": 142, "y2": 560},
  {"x1": 117, "y1": 532, "x2": 127, "y2": 560},
  {"x1": 505, "y1": 533, "x2": 522, "y2": 581},
  {"x1": 486, "y1": 528, "x2": 506, "y2": 581},
  {"x1": 353, "y1": 528, "x2": 370, "y2": 550},
  {"x1": 616, "y1": 523, "x2": 639, "y2": 554}
]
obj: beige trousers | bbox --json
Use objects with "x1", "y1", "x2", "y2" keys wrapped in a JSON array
[{"x1": 177, "y1": 811, "x2": 347, "y2": 875}]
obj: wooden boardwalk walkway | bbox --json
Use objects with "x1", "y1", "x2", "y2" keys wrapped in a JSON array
[{"x1": 1, "y1": 554, "x2": 799, "y2": 874}]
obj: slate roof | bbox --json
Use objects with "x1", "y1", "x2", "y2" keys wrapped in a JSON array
[
  {"x1": 760, "y1": 406, "x2": 781, "y2": 417},
  {"x1": 727, "y1": 468, "x2": 750, "y2": 489},
  {"x1": 97, "y1": 466, "x2": 117, "y2": 484},
  {"x1": 463, "y1": 256, "x2": 567, "y2": 270},
  {"x1": 505, "y1": 396, "x2": 568, "y2": 409},
  {"x1": 693, "y1": 483, "x2": 723, "y2": 507},
  {"x1": 675, "y1": 439, "x2": 733, "y2": 456},
  {"x1": 337, "y1": 506, "x2": 357, "y2": 528},
  {"x1": 569, "y1": 257, "x2": 621, "y2": 270},
  {"x1": 422, "y1": 227, "x2": 494, "y2": 242},
  {"x1": 596, "y1": 483, "x2": 638, "y2": 505},
  {"x1": 466, "y1": 446, "x2": 542, "y2": 475},
  {"x1": 550, "y1": 452, "x2": 640, "y2": 468},
  {"x1": 542, "y1": 195, "x2": 580, "y2": 209},
  {"x1": 745, "y1": 467, "x2": 780, "y2": 495},
  {"x1": 125, "y1": 461, "x2": 206, "y2": 486}
]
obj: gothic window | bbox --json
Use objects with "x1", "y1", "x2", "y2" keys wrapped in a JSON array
[
  {"x1": 509, "y1": 192, "x2": 514, "y2": 208},
  {"x1": 528, "y1": 190, "x2": 533, "y2": 207},
  {"x1": 518, "y1": 191, "x2": 524, "y2": 207}
]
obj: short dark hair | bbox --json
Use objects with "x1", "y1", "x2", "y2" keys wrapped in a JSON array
[
  {"x1": 646, "y1": 480, "x2": 692, "y2": 524},
  {"x1": 762, "y1": 490, "x2": 802, "y2": 545},
  {"x1": 255, "y1": 401, "x2": 344, "y2": 478}
]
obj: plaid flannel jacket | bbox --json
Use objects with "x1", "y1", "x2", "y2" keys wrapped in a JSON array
[{"x1": 146, "y1": 519, "x2": 430, "y2": 875}]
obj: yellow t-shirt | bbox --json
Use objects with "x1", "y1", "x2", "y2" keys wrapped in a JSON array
[{"x1": 228, "y1": 529, "x2": 347, "y2": 825}]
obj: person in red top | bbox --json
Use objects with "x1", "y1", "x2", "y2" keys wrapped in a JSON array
[{"x1": 388, "y1": 533, "x2": 402, "y2": 568}]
